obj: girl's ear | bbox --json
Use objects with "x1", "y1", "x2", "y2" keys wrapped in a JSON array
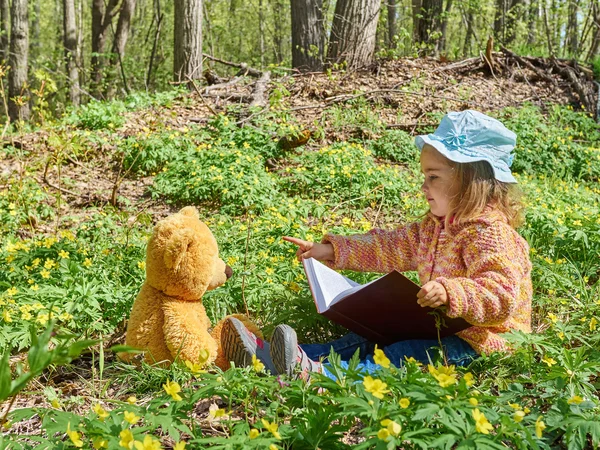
[{"x1": 164, "y1": 229, "x2": 195, "y2": 271}]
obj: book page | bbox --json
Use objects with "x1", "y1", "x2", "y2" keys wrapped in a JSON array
[{"x1": 303, "y1": 258, "x2": 359, "y2": 312}]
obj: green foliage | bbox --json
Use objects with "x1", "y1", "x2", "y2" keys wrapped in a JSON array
[
  {"x1": 497, "y1": 104, "x2": 600, "y2": 181},
  {"x1": 1, "y1": 101, "x2": 600, "y2": 448},
  {"x1": 68, "y1": 100, "x2": 127, "y2": 130}
]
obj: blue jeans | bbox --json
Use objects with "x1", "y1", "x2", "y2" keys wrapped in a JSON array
[{"x1": 301, "y1": 333, "x2": 478, "y2": 379}]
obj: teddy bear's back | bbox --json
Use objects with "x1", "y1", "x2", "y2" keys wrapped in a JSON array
[{"x1": 124, "y1": 283, "x2": 172, "y2": 364}]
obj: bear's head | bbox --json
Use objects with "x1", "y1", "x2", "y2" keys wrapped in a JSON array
[{"x1": 145, "y1": 206, "x2": 232, "y2": 300}]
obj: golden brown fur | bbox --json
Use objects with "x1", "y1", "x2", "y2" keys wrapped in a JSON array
[{"x1": 121, "y1": 206, "x2": 261, "y2": 370}]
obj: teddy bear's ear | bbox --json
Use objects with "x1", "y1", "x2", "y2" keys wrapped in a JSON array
[
  {"x1": 179, "y1": 206, "x2": 199, "y2": 219},
  {"x1": 164, "y1": 228, "x2": 195, "y2": 271}
]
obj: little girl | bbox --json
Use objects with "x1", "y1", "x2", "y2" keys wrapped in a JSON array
[{"x1": 221, "y1": 110, "x2": 533, "y2": 378}]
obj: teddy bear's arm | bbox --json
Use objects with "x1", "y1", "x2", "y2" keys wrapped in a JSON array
[{"x1": 162, "y1": 300, "x2": 218, "y2": 364}]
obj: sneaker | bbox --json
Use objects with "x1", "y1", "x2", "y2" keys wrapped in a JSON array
[
  {"x1": 270, "y1": 324, "x2": 322, "y2": 379},
  {"x1": 221, "y1": 317, "x2": 276, "y2": 373}
]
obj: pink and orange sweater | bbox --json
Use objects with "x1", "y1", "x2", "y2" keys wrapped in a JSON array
[{"x1": 322, "y1": 209, "x2": 532, "y2": 354}]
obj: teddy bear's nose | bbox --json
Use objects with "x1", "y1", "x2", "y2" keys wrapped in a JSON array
[{"x1": 225, "y1": 265, "x2": 233, "y2": 279}]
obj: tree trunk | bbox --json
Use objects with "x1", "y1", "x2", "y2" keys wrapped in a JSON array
[
  {"x1": 291, "y1": 0, "x2": 325, "y2": 71},
  {"x1": 8, "y1": 0, "x2": 29, "y2": 122},
  {"x1": 91, "y1": 0, "x2": 119, "y2": 98},
  {"x1": 527, "y1": 0, "x2": 538, "y2": 46},
  {"x1": 411, "y1": 0, "x2": 421, "y2": 41},
  {"x1": 567, "y1": 0, "x2": 579, "y2": 55},
  {"x1": 586, "y1": 1, "x2": 600, "y2": 61},
  {"x1": 0, "y1": 0, "x2": 9, "y2": 63},
  {"x1": 494, "y1": 0, "x2": 507, "y2": 43},
  {"x1": 174, "y1": 0, "x2": 202, "y2": 82},
  {"x1": 505, "y1": 0, "x2": 523, "y2": 44},
  {"x1": 272, "y1": 0, "x2": 284, "y2": 63},
  {"x1": 461, "y1": 1, "x2": 474, "y2": 56},
  {"x1": 64, "y1": 0, "x2": 80, "y2": 106},
  {"x1": 30, "y1": 0, "x2": 40, "y2": 61},
  {"x1": 437, "y1": 0, "x2": 453, "y2": 55},
  {"x1": 106, "y1": 0, "x2": 136, "y2": 97},
  {"x1": 259, "y1": 0, "x2": 265, "y2": 68},
  {"x1": 327, "y1": 0, "x2": 382, "y2": 70},
  {"x1": 415, "y1": 0, "x2": 443, "y2": 51},
  {"x1": 387, "y1": 0, "x2": 397, "y2": 48}
]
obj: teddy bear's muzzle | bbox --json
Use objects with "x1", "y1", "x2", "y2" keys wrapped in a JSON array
[{"x1": 225, "y1": 265, "x2": 233, "y2": 279}]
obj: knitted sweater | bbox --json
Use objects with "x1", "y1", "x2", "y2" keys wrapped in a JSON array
[{"x1": 322, "y1": 209, "x2": 532, "y2": 354}]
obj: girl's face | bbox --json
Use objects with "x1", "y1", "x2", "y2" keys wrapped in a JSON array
[{"x1": 420, "y1": 145, "x2": 459, "y2": 217}]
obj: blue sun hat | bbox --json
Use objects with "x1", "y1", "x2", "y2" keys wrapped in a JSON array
[{"x1": 415, "y1": 110, "x2": 517, "y2": 183}]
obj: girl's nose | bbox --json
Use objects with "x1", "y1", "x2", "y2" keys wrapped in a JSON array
[{"x1": 421, "y1": 181, "x2": 427, "y2": 193}]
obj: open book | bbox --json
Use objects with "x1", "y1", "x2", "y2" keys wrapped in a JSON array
[{"x1": 302, "y1": 258, "x2": 470, "y2": 345}]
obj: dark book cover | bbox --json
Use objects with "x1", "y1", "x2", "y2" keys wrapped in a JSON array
[{"x1": 311, "y1": 269, "x2": 471, "y2": 346}]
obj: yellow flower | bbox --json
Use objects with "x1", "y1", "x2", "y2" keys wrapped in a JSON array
[
  {"x1": 66, "y1": 423, "x2": 83, "y2": 448},
  {"x1": 469, "y1": 397, "x2": 478, "y2": 406},
  {"x1": 6, "y1": 287, "x2": 17, "y2": 296},
  {"x1": 120, "y1": 429, "x2": 135, "y2": 449},
  {"x1": 567, "y1": 395, "x2": 584, "y2": 405},
  {"x1": 362, "y1": 376, "x2": 390, "y2": 399},
  {"x1": 249, "y1": 428, "x2": 260, "y2": 439},
  {"x1": 535, "y1": 416, "x2": 546, "y2": 438},
  {"x1": 428, "y1": 364, "x2": 458, "y2": 387},
  {"x1": 377, "y1": 428, "x2": 391, "y2": 441},
  {"x1": 252, "y1": 354, "x2": 265, "y2": 372},
  {"x1": 590, "y1": 317, "x2": 597, "y2": 331},
  {"x1": 547, "y1": 313, "x2": 559, "y2": 323},
  {"x1": 185, "y1": 360, "x2": 206, "y2": 374},
  {"x1": 373, "y1": 345, "x2": 390, "y2": 368},
  {"x1": 2, "y1": 310, "x2": 12, "y2": 323},
  {"x1": 508, "y1": 403, "x2": 521, "y2": 410},
  {"x1": 124, "y1": 411, "x2": 140, "y2": 424},
  {"x1": 127, "y1": 396, "x2": 137, "y2": 405},
  {"x1": 541, "y1": 355, "x2": 557, "y2": 367},
  {"x1": 208, "y1": 403, "x2": 228, "y2": 420},
  {"x1": 93, "y1": 437, "x2": 109, "y2": 449},
  {"x1": 30, "y1": 284, "x2": 39, "y2": 291},
  {"x1": 83, "y1": 258, "x2": 93, "y2": 267},
  {"x1": 173, "y1": 442, "x2": 186, "y2": 450},
  {"x1": 134, "y1": 435, "x2": 162, "y2": 450},
  {"x1": 404, "y1": 356, "x2": 422, "y2": 366},
  {"x1": 261, "y1": 418, "x2": 281, "y2": 439},
  {"x1": 472, "y1": 409, "x2": 493, "y2": 434},
  {"x1": 163, "y1": 380, "x2": 182, "y2": 401},
  {"x1": 44, "y1": 258, "x2": 56, "y2": 269},
  {"x1": 58, "y1": 250, "x2": 69, "y2": 259},
  {"x1": 464, "y1": 372, "x2": 475, "y2": 387},
  {"x1": 93, "y1": 404, "x2": 110, "y2": 421},
  {"x1": 40, "y1": 269, "x2": 51, "y2": 279},
  {"x1": 137, "y1": 261, "x2": 146, "y2": 270},
  {"x1": 399, "y1": 398, "x2": 410, "y2": 408},
  {"x1": 380, "y1": 419, "x2": 401, "y2": 436},
  {"x1": 513, "y1": 410, "x2": 526, "y2": 423},
  {"x1": 269, "y1": 445, "x2": 278, "y2": 450}
]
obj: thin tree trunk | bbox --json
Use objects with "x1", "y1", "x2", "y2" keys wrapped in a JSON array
[
  {"x1": 8, "y1": 0, "x2": 29, "y2": 122},
  {"x1": 0, "y1": 0, "x2": 9, "y2": 63},
  {"x1": 586, "y1": 1, "x2": 600, "y2": 61},
  {"x1": 272, "y1": 0, "x2": 284, "y2": 62},
  {"x1": 567, "y1": 0, "x2": 579, "y2": 55},
  {"x1": 415, "y1": 0, "x2": 443, "y2": 50},
  {"x1": 388, "y1": 0, "x2": 397, "y2": 48},
  {"x1": 327, "y1": 0, "x2": 382, "y2": 70},
  {"x1": 64, "y1": 0, "x2": 80, "y2": 106},
  {"x1": 411, "y1": 0, "x2": 421, "y2": 41},
  {"x1": 291, "y1": 0, "x2": 325, "y2": 72},
  {"x1": 259, "y1": 0, "x2": 265, "y2": 69},
  {"x1": 91, "y1": 0, "x2": 119, "y2": 99},
  {"x1": 542, "y1": 1, "x2": 554, "y2": 56},
  {"x1": 174, "y1": 0, "x2": 203, "y2": 82},
  {"x1": 461, "y1": 1, "x2": 474, "y2": 56},
  {"x1": 437, "y1": 0, "x2": 453, "y2": 54},
  {"x1": 106, "y1": 0, "x2": 136, "y2": 98},
  {"x1": 31, "y1": 0, "x2": 40, "y2": 61},
  {"x1": 494, "y1": 0, "x2": 506, "y2": 43},
  {"x1": 527, "y1": 0, "x2": 538, "y2": 46},
  {"x1": 505, "y1": 0, "x2": 523, "y2": 45}
]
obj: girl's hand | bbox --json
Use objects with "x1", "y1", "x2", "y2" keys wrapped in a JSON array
[
  {"x1": 417, "y1": 281, "x2": 448, "y2": 308},
  {"x1": 283, "y1": 236, "x2": 335, "y2": 262}
]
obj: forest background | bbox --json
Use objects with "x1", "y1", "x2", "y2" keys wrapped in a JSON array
[{"x1": 3, "y1": 0, "x2": 600, "y2": 125}]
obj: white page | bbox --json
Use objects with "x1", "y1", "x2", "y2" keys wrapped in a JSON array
[{"x1": 303, "y1": 258, "x2": 360, "y2": 312}]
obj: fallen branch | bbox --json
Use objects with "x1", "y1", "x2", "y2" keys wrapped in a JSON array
[
  {"x1": 501, "y1": 46, "x2": 557, "y2": 86},
  {"x1": 202, "y1": 53, "x2": 262, "y2": 77},
  {"x1": 249, "y1": 71, "x2": 271, "y2": 108}
]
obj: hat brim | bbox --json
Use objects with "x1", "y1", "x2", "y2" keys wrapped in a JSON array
[{"x1": 415, "y1": 135, "x2": 517, "y2": 184}]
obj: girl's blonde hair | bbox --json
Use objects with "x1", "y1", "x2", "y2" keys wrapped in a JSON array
[{"x1": 446, "y1": 160, "x2": 524, "y2": 229}]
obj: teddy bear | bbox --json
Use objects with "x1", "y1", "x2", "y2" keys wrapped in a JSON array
[{"x1": 121, "y1": 206, "x2": 261, "y2": 370}]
